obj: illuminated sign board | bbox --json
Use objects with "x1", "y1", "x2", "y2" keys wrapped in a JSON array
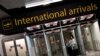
[{"x1": 0, "y1": 1, "x2": 99, "y2": 35}]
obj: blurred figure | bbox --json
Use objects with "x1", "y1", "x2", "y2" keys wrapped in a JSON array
[{"x1": 65, "y1": 32, "x2": 79, "y2": 56}]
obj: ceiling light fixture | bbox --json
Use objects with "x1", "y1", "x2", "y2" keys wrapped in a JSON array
[{"x1": 25, "y1": 0, "x2": 62, "y2": 8}]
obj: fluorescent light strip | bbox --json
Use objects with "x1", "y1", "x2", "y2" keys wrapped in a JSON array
[{"x1": 25, "y1": 0, "x2": 62, "y2": 8}]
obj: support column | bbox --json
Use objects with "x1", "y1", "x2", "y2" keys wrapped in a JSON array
[
  {"x1": 74, "y1": 24, "x2": 86, "y2": 55},
  {"x1": 60, "y1": 28, "x2": 68, "y2": 56},
  {"x1": 83, "y1": 27, "x2": 94, "y2": 50},
  {"x1": 33, "y1": 38, "x2": 40, "y2": 56},
  {"x1": 89, "y1": 21, "x2": 100, "y2": 50},
  {"x1": 43, "y1": 31, "x2": 52, "y2": 56},
  {"x1": 25, "y1": 33, "x2": 36, "y2": 56}
]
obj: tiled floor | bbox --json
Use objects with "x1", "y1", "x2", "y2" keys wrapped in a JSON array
[{"x1": 86, "y1": 51, "x2": 100, "y2": 56}]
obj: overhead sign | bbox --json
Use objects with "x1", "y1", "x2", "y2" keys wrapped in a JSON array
[{"x1": 0, "y1": 1, "x2": 99, "y2": 35}]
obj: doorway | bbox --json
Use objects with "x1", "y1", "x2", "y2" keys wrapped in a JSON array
[
  {"x1": 2, "y1": 38, "x2": 28, "y2": 56},
  {"x1": 33, "y1": 33, "x2": 48, "y2": 56},
  {"x1": 31, "y1": 27, "x2": 78, "y2": 56}
]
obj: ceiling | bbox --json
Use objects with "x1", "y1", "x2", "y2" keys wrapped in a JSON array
[
  {"x1": 0, "y1": 0, "x2": 49, "y2": 19},
  {"x1": 0, "y1": 0, "x2": 63, "y2": 19},
  {"x1": 0, "y1": 0, "x2": 25, "y2": 19},
  {"x1": 0, "y1": 0, "x2": 85, "y2": 19},
  {"x1": 0, "y1": 0, "x2": 25, "y2": 9}
]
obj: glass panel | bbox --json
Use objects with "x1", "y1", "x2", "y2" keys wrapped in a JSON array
[
  {"x1": 33, "y1": 34, "x2": 47, "y2": 56},
  {"x1": 4, "y1": 41, "x2": 16, "y2": 56},
  {"x1": 46, "y1": 30, "x2": 64, "y2": 56},
  {"x1": 81, "y1": 25, "x2": 94, "y2": 51},
  {"x1": 81, "y1": 23, "x2": 100, "y2": 56},
  {"x1": 16, "y1": 39, "x2": 27, "y2": 56},
  {"x1": 62, "y1": 29, "x2": 79, "y2": 56}
]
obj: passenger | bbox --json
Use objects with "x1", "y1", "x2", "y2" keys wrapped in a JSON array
[{"x1": 66, "y1": 34, "x2": 79, "y2": 56}]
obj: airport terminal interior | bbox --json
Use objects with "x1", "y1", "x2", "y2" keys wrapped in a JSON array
[
  {"x1": 0, "y1": 0, "x2": 100, "y2": 56},
  {"x1": 0, "y1": 14, "x2": 100, "y2": 56}
]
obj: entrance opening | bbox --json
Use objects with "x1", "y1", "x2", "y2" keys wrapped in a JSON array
[
  {"x1": 46, "y1": 29, "x2": 64, "y2": 56},
  {"x1": 25, "y1": 13, "x2": 100, "y2": 56},
  {"x1": 33, "y1": 33, "x2": 48, "y2": 56},
  {"x1": 62, "y1": 28, "x2": 78, "y2": 56}
]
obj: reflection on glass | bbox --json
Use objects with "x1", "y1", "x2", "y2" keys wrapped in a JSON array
[
  {"x1": 62, "y1": 19, "x2": 69, "y2": 24},
  {"x1": 4, "y1": 41, "x2": 16, "y2": 56},
  {"x1": 46, "y1": 30, "x2": 64, "y2": 56},
  {"x1": 70, "y1": 18, "x2": 76, "y2": 22},
  {"x1": 27, "y1": 25, "x2": 41, "y2": 31},
  {"x1": 80, "y1": 14, "x2": 94, "y2": 21},
  {"x1": 33, "y1": 35, "x2": 47, "y2": 56},
  {"x1": 44, "y1": 21, "x2": 58, "y2": 27},
  {"x1": 16, "y1": 39, "x2": 27, "y2": 56},
  {"x1": 62, "y1": 18, "x2": 76, "y2": 24}
]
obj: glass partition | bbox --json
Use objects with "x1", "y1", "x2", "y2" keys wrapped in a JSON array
[
  {"x1": 46, "y1": 29, "x2": 64, "y2": 56},
  {"x1": 33, "y1": 34, "x2": 48, "y2": 56}
]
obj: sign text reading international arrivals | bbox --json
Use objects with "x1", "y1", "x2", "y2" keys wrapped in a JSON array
[
  {"x1": 0, "y1": 0, "x2": 99, "y2": 35},
  {"x1": 14, "y1": 3, "x2": 97, "y2": 26}
]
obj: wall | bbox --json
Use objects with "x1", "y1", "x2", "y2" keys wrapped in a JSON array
[{"x1": 0, "y1": 35, "x2": 4, "y2": 56}]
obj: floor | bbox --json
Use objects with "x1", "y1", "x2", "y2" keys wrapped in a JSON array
[{"x1": 86, "y1": 51, "x2": 100, "y2": 56}]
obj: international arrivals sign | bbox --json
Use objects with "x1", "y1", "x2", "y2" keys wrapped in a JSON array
[{"x1": 0, "y1": 1, "x2": 99, "y2": 35}]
